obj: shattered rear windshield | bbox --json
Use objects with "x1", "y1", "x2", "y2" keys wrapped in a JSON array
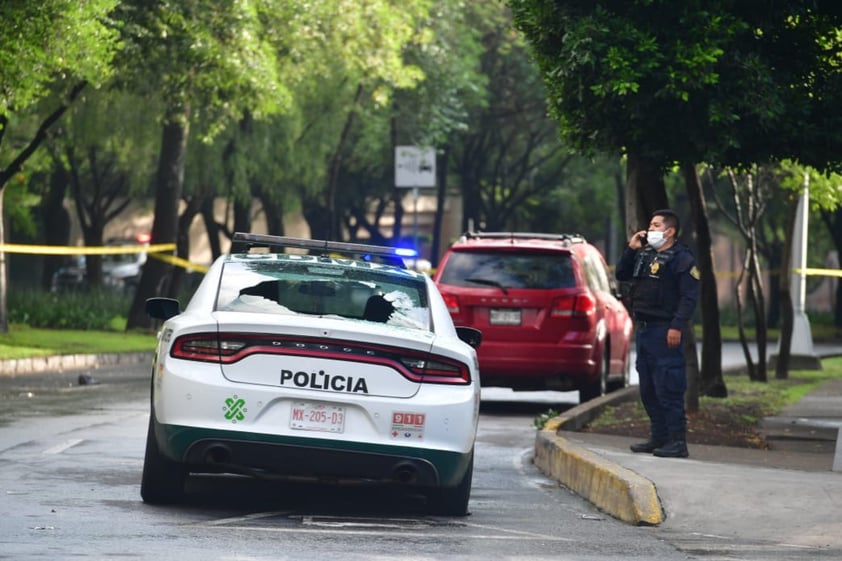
[{"x1": 215, "y1": 253, "x2": 431, "y2": 331}]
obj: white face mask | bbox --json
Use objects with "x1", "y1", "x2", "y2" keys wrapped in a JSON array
[{"x1": 646, "y1": 230, "x2": 667, "y2": 249}]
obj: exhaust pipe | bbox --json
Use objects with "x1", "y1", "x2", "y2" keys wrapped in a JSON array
[
  {"x1": 203, "y1": 444, "x2": 233, "y2": 465},
  {"x1": 392, "y1": 463, "x2": 418, "y2": 484}
]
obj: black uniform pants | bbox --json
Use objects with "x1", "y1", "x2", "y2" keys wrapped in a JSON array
[{"x1": 634, "y1": 324, "x2": 687, "y2": 441}]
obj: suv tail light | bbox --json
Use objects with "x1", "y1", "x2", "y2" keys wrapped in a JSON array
[
  {"x1": 442, "y1": 293, "x2": 461, "y2": 314},
  {"x1": 551, "y1": 293, "x2": 596, "y2": 318},
  {"x1": 170, "y1": 333, "x2": 470, "y2": 384}
]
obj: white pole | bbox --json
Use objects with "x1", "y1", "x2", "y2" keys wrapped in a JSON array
[
  {"x1": 787, "y1": 175, "x2": 820, "y2": 368},
  {"x1": 413, "y1": 186, "x2": 419, "y2": 254}
]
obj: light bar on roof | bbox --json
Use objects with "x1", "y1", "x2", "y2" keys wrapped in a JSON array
[{"x1": 231, "y1": 232, "x2": 409, "y2": 260}]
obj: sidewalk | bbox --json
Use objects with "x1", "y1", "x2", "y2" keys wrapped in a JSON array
[{"x1": 533, "y1": 343, "x2": 842, "y2": 548}]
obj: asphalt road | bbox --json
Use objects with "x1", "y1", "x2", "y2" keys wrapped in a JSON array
[{"x1": 0, "y1": 363, "x2": 693, "y2": 561}]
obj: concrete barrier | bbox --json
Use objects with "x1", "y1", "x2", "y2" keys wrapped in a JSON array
[{"x1": 533, "y1": 428, "x2": 664, "y2": 526}]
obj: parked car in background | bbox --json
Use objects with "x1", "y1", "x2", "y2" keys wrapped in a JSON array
[
  {"x1": 433, "y1": 232, "x2": 632, "y2": 403},
  {"x1": 51, "y1": 234, "x2": 149, "y2": 293},
  {"x1": 142, "y1": 233, "x2": 482, "y2": 515}
]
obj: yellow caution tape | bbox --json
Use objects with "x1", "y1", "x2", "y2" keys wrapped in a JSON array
[
  {"x1": 0, "y1": 242, "x2": 209, "y2": 274},
  {"x1": 610, "y1": 263, "x2": 839, "y2": 278},
  {"x1": 793, "y1": 267, "x2": 842, "y2": 278},
  {"x1": 0, "y1": 243, "x2": 176, "y2": 255},
  {"x1": 148, "y1": 252, "x2": 209, "y2": 273}
]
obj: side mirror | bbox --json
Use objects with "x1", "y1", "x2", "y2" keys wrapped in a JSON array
[
  {"x1": 456, "y1": 326, "x2": 482, "y2": 349},
  {"x1": 146, "y1": 297, "x2": 180, "y2": 320}
]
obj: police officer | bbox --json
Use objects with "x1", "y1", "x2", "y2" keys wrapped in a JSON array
[{"x1": 616, "y1": 209, "x2": 700, "y2": 458}]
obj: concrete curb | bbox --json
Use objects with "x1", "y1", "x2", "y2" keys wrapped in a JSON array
[
  {"x1": 0, "y1": 352, "x2": 153, "y2": 377},
  {"x1": 532, "y1": 385, "x2": 665, "y2": 526},
  {"x1": 533, "y1": 429, "x2": 663, "y2": 526}
]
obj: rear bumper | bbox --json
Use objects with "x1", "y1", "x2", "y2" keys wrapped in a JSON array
[
  {"x1": 477, "y1": 340, "x2": 597, "y2": 390},
  {"x1": 154, "y1": 421, "x2": 471, "y2": 487}
]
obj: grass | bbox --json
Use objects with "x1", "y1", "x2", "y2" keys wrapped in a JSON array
[
  {"x1": 0, "y1": 324, "x2": 157, "y2": 360},
  {"x1": 585, "y1": 357, "x2": 842, "y2": 431},
  {"x1": 705, "y1": 322, "x2": 842, "y2": 342}
]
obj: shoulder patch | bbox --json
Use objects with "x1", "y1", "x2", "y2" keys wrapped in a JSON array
[{"x1": 690, "y1": 266, "x2": 701, "y2": 280}]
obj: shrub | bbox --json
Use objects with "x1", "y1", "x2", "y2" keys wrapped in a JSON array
[{"x1": 8, "y1": 289, "x2": 131, "y2": 331}]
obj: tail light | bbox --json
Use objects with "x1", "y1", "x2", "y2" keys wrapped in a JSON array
[
  {"x1": 551, "y1": 292, "x2": 596, "y2": 318},
  {"x1": 442, "y1": 293, "x2": 461, "y2": 315},
  {"x1": 170, "y1": 333, "x2": 470, "y2": 385},
  {"x1": 171, "y1": 333, "x2": 246, "y2": 362},
  {"x1": 398, "y1": 356, "x2": 470, "y2": 384}
]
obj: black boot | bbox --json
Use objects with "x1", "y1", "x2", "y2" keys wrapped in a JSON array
[
  {"x1": 629, "y1": 437, "x2": 667, "y2": 454},
  {"x1": 653, "y1": 434, "x2": 689, "y2": 458}
]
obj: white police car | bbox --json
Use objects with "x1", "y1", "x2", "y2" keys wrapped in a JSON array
[{"x1": 141, "y1": 233, "x2": 482, "y2": 515}]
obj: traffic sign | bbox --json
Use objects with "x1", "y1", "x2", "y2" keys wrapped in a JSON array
[{"x1": 395, "y1": 146, "x2": 436, "y2": 188}]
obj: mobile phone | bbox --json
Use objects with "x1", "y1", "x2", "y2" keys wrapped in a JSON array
[{"x1": 639, "y1": 232, "x2": 648, "y2": 245}]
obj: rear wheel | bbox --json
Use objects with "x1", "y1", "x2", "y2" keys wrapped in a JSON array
[
  {"x1": 140, "y1": 415, "x2": 187, "y2": 504},
  {"x1": 427, "y1": 452, "x2": 473, "y2": 516},
  {"x1": 608, "y1": 345, "x2": 631, "y2": 392},
  {"x1": 579, "y1": 342, "x2": 609, "y2": 403}
]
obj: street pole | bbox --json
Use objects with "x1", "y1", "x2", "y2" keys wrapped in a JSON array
[{"x1": 786, "y1": 174, "x2": 821, "y2": 369}]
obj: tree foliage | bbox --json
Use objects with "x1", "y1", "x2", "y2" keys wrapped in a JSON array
[
  {"x1": 0, "y1": 0, "x2": 121, "y2": 332},
  {"x1": 509, "y1": 1, "x2": 842, "y2": 173},
  {"x1": 0, "y1": 1, "x2": 119, "y2": 117},
  {"x1": 508, "y1": 0, "x2": 842, "y2": 394}
]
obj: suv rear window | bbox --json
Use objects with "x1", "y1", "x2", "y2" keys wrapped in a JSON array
[{"x1": 438, "y1": 251, "x2": 575, "y2": 290}]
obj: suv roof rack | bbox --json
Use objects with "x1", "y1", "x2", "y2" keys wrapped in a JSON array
[
  {"x1": 458, "y1": 231, "x2": 586, "y2": 245},
  {"x1": 231, "y1": 232, "x2": 409, "y2": 267}
]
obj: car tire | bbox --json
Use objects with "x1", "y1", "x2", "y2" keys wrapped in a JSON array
[
  {"x1": 140, "y1": 414, "x2": 187, "y2": 504},
  {"x1": 579, "y1": 342, "x2": 608, "y2": 403},
  {"x1": 607, "y1": 345, "x2": 631, "y2": 393},
  {"x1": 427, "y1": 451, "x2": 473, "y2": 516}
]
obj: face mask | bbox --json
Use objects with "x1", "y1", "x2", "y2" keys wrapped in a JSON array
[{"x1": 646, "y1": 230, "x2": 666, "y2": 249}]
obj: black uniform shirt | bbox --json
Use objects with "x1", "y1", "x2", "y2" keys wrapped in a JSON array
[{"x1": 615, "y1": 243, "x2": 700, "y2": 330}]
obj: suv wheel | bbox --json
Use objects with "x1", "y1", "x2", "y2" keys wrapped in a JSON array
[
  {"x1": 578, "y1": 343, "x2": 608, "y2": 403},
  {"x1": 608, "y1": 347, "x2": 631, "y2": 392}
]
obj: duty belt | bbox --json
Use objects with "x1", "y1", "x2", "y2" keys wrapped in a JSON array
[{"x1": 634, "y1": 319, "x2": 671, "y2": 328}]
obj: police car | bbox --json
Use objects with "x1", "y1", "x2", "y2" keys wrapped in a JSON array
[{"x1": 141, "y1": 233, "x2": 482, "y2": 515}]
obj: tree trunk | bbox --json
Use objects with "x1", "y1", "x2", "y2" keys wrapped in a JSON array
[
  {"x1": 126, "y1": 105, "x2": 190, "y2": 330},
  {"x1": 735, "y1": 251, "x2": 758, "y2": 380},
  {"x1": 431, "y1": 145, "x2": 449, "y2": 267},
  {"x1": 748, "y1": 240, "x2": 768, "y2": 382},
  {"x1": 625, "y1": 152, "x2": 668, "y2": 230},
  {"x1": 302, "y1": 194, "x2": 331, "y2": 241},
  {"x1": 766, "y1": 244, "x2": 783, "y2": 328},
  {"x1": 682, "y1": 164, "x2": 726, "y2": 397},
  {"x1": 200, "y1": 196, "x2": 224, "y2": 260},
  {"x1": 326, "y1": 84, "x2": 364, "y2": 240},
  {"x1": 167, "y1": 191, "x2": 204, "y2": 300},
  {"x1": 233, "y1": 197, "x2": 252, "y2": 234},
  {"x1": 40, "y1": 165, "x2": 72, "y2": 290},
  {"x1": 819, "y1": 207, "x2": 842, "y2": 327},
  {"x1": 775, "y1": 196, "x2": 800, "y2": 379},
  {"x1": 261, "y1": 197, "x2": 286, "y2": 238},
  {"x1": 0, "y1": 189, "x2": 7, "y2": 333}
]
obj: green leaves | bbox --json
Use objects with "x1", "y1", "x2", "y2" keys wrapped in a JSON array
[
  {"x1": 510, "y1": 0, "x2": 842, "y2": 173},
  {"x1": 0, "y1": 1, "x2": 120, "y2": 115}
]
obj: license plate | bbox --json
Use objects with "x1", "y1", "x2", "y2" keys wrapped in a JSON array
[
  {"x1": 490, "y1": 308, "x2": 521, "y2": 325},
  {"x1": 290, "y1": 401, "x2": 346, "y2": 433}
]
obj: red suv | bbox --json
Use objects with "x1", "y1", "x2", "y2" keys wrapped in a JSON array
[{"x1": 433, "y1": 232, "x2": 632, "y2": 402}]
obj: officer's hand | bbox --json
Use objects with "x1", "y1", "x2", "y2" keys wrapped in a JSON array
[
  {"x1": 666, "y1": 328, "x2": 682, "y2": 348},
  {"x1": 629, "y1": 230, "x2": 647, "y2": 250}
]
